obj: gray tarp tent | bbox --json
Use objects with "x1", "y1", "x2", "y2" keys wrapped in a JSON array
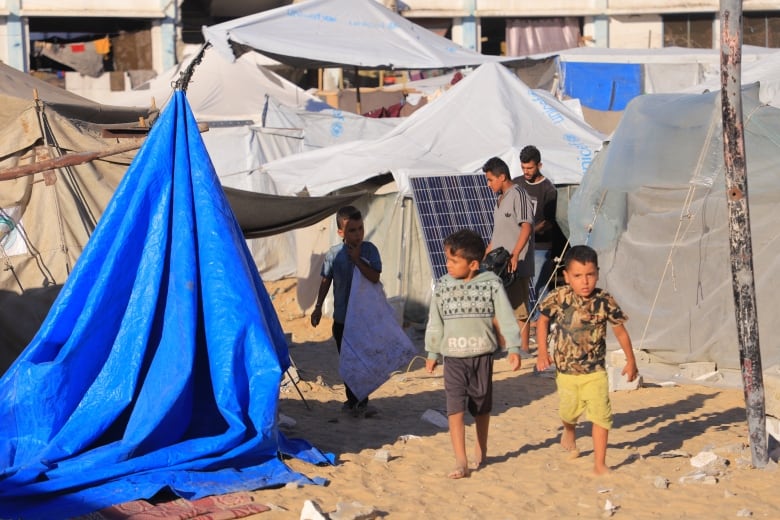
[{"x1": 569, "y1": 84, "x2": 779, "y2": 370}]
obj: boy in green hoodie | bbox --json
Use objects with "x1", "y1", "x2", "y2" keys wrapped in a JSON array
[{"x1": 425, "y1": 229, "x2": 522, "y2": 479}]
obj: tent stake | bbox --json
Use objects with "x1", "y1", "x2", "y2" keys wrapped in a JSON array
[{"x1": 720, "y1": 0, "x2": 768, "y2": 468}]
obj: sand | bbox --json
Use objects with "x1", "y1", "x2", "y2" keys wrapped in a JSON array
[{"x1": 254, "y1": 278, "x2": 778, "y2": 519}]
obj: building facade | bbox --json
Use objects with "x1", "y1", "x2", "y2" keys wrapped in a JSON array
[{"x1": 0, "y1": 0, "x2": 777, "y2": 78}]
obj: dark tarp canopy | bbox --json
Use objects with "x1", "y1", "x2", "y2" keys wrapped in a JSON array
[
  {"x1": 224, "y1": 186, "x2": 364, "y2": 239},
  {"x1": 0, "y1": 91, "x2": 330, "y2": 519}
]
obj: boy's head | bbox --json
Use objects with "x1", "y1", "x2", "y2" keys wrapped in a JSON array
[
  {"x1": 562, "y1": 245, "x2": 599, "y2": 298},
  {"x1": 482, "y1": 156, "x2": 512, "y2": 194},
  {"x1": 335, "y1": 205, "x2": 364, "y2": 247},
  {"x1": 519, "y1": 145, "x2": 542, "y2": 182},
  {"x1": 443, "y1": 229, "x2": 485, "y2": 281}
]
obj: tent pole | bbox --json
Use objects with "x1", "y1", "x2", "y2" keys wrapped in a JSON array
[
  {"x1": 719, "y1": 0, "x2": 768, "y2": 468},
  {"x1": 355, "y1": 66, "x2": 362, "y2": 114}
]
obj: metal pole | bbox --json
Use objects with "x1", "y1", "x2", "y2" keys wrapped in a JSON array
[{"x1": 719, "y1": 0, "x2": 768, "y2": 468}]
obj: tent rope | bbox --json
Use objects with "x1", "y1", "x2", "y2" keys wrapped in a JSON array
[
  {"x1": 174, "y1": 42, "x2": 211, "y2": 92},
  {"x1": 32, "y1": 95, "x2": 71, "y2": 280},
  {"x1": 34, "y1": 96, "x2": 99, "y2": 259},
  {"x1": 636, "y1": 184, "x2": 699, "y2": 351},
  {"x1": 636, "y1": 101, "x2": 764, "y2": 351}
]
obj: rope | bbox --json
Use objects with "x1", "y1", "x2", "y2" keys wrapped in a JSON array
[
  {"x1": 174, "y1": 42, "x2": 211, "y2": 92},
  {"x1": 33, "y1": 95, "x2": 71, "y2": 278}
]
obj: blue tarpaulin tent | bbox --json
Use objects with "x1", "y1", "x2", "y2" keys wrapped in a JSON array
[{"x1": 0, "y1": 91, "x2": 330, "y2": 519}]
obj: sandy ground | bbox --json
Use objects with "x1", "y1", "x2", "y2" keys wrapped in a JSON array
[{"x1": 247, "y1": 278, "x2": 779, "y2": 520}]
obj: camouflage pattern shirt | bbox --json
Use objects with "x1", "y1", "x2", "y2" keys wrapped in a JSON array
[{"x1": 538, "y1": 285, "x2": 628, "y2": 375}]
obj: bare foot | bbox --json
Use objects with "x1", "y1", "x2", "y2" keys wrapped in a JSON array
[
  {"x1": 469, "y1": 459, "x2": 484, "y2": 472},
  {"x1": 560, "y1": 428, "x2": 578, "y2": 458},
  {"x1": 593, "y1": 464, "x2": 611, "y2": 476},
  {"x1": 562, "y1": 446, "x2": 580, "y2": 460},
  {"x1": 447, "y1": 467, "x2": 469, "y2": 479}
]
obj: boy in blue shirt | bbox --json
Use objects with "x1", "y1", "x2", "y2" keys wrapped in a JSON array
[{"x1": 311, "y1": 206, "x2": 382, "y2": 414}]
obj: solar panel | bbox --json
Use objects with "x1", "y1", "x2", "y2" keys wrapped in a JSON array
[
  {"x1": 410, "y1": 172, "x2": 539, "y2": 310},
  {"x1": 409, "y1": 172, "x2": 495, "y2": 281}
]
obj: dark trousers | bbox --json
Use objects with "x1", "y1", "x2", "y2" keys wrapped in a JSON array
[{"x1": 332, "y1": 322, "x2": 368, "y2": 407}]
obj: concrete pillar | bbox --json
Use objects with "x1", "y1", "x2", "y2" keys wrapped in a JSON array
[
  {"x1": 6, "y1": 0, "x2": 27, "y2": 71},
  {"x1": 590, "y1": 0, "x2": 609, "y2": 48},
  {"x1": 153, "y1": 0, "x2": 178, "y2": 73},
  {"x1": 460, "y1": 0, "x2": 478, "y2": 52}
]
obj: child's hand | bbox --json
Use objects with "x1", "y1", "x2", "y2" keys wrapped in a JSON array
[
  {"x1": 425, "y1": 358, "x2": 437, "y2": 374},
  {"x1": 622, "y1": 360, "x2": 639, "y2": 382},
  {"x1": 310, "y1": 307, "x2": 322, "y2": 327},
  {"x1": 536, "y1": 350, "x2": 553, "y2": 372},
  {"x1": 346, "y1": 242, "x2": 362, "y2": 264},
  {"x1": 508, "y1": 353, "x2": 521, "y2": 371}
]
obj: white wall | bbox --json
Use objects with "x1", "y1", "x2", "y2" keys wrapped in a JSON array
[
  {"x1": 20, "y1": 0, "x2": 164, "y2": 17},
  {"x1": 608, "y1": 14, "x2": 663, "y2": 48}
]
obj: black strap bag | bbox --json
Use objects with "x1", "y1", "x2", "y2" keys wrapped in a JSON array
[{"x1": 481, "y1": 247, "x2": 518, "y2": 288}]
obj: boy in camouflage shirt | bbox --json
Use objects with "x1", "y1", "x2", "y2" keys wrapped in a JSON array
[{"x1": 535, "y1": 245, "x2": 638, "y2": 475}]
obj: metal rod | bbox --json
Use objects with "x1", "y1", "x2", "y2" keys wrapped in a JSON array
[{"x1": 719, "y1": 0, "x2": 768, "y2": 468}]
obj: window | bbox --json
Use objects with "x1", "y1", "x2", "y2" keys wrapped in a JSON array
[
  {"x1": 663, "y1": 14, "x2": 713, "y2": 48},
  {"x1": 744, "y1": 12, "x2": 780, "y2": 48}
]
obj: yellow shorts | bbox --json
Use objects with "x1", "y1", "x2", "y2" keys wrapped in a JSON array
[{"x1": 555, "y1": 371, "x2": 612, "y2": 430}]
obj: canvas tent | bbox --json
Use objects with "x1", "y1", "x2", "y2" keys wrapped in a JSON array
[
  {"x1": 568, "y1": 84, "x2": 780, "y2": 370},
  {"x1": 0, "y1": 91, "x2": 330, "y2": 518},
  {"x1": 0, "y1": 62, "x2": 154, "y2": 372},
  {"x1": 85, "y1": 46, "x2": 325, "y2": 118},
  {"x1": 254, "y1": 62, "x2": 604, "y2": 322},
  {"x1": 202, "y1": 0, "x2": 515, "y2": 70}
]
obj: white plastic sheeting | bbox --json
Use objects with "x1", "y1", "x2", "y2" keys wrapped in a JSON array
[
  {"x1": 569, "y1": 85, "x2": 780, "y2": 370},
  {"x1": 258, "y1": 62, "x2": 605, "y2": 198}
]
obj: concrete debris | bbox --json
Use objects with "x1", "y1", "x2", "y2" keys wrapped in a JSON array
[
  {"x1": 678, "y1": 470, "x2": 718, "y2": 485},
  {"x1": 653, "y1": 476, "x2": 669, "y2": 489},
  {"x1": 300, "y1": 499, "x2": 328, "y2": 520},
  {"x1": 330, "y1": 500, "x2": 380, "y2": 520},
  {"x1": 678, "y1": 361, "x2": 717, "y2": 380},
  {"x1": 602, "y1": 499, "x2": 617, "y2": 518},
  {"x1": 690, "y1": 451, "x2": 718, "y2": 468},
  {"x1": 607, "y1": 365, "x2": 642, "y2": 392},
  {"x1": 659, "y1": 449, "x2": 691, "y2": 459},
  {"x1": 282, "y1": 366, "x2": 301, "y2": 386},
  {"x1": 690, "y1": 451, "x2": 729, "y2": 476},
  {"x1": 373, "y1": 449, "x2": 391, "y2": 463}
]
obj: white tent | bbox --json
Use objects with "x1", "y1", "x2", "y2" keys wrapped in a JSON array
[
  {"x1": 569, "y1": 85, "x2": 780, "y2": 370},
  {"x1": 88, "y1": 47, "x2": 321, "y2": 118},
  {"x1": 258, "y1": 61, "x2": 605, "y2": 198},
  {"x1": 680, "y1": 49, "x2": 780, "y2": 108},
  {"x1": 202, "y1": 0, "x2": 514, "y2": 70},
  {"x1": 549, "y1": 45, "x2": 775, "y2": 95}
]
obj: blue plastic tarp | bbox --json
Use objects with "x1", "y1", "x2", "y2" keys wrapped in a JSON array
[
  {"x1": 561, "y1": 62, "x2": 643, "y2": 111},
  {"x1": 0, "y1": 91, "x2": 330, "y2": 519}
]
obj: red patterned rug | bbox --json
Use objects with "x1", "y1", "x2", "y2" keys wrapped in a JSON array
[{"x1": 77, "y1": 491, "x2": 270, "y2": 519}]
